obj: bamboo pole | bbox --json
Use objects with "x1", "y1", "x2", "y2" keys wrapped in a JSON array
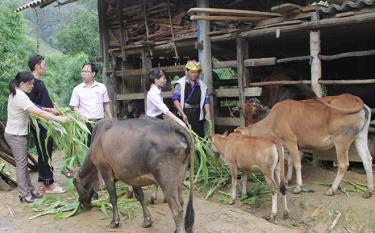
[
  {"x1": 310, "y1": 12, "x2": 322, "y2": 97},
  {"x1": 236, "y1": 38, "x2": 248, "y2": 126},
  {"x1": 247, "y1": 79, "x2": 375, "y2": 86},
  {"x1": 167, "y1": 0, "x2": 179, "y2": 60}
]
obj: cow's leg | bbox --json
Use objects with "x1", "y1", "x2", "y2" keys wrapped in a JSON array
[
  {"x1": 163, "y1": 185, "x2": 184, "y2": 233},
  {"x1": 241, "y1": 171, "x2": 248, "y2": 197},
  {"x1": 230, "y1": 163, "x2": 238, "y2": 205},
  {"x1": 286, "y1": 143, "x2": 302, "y2": 194},
  {"x1": 265, "y1": 176, "x2": 278, "y2": 220},
  {"x1": 355, "y1": 125, "x2": 373, "y2": 198},
  {"x1": 100, "y1": 170, "x2": 120, "y2": 228},
  {"x1": 327, "y1": 139, "x2": 351, "y2": 196},
  {"x1": 286, "y1": 153, "x2": 293, "y2": 185},
  {"x1": 150, "y1": 184, "x2": 158, "y2": 204},
  {"x1": 127, "y1": 185, "x2": 134, "y2": 199},
  {"x1": 133, "y1": 187, "x2": 153, "y2": 228}
]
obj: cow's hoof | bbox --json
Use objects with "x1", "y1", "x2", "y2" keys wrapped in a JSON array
[
  {"x1": 110, "y1": 221, "x2": 120, "y2": 228},
  {"x1": 283, "y1": 211, "x2": 289, "y2": 219},
  {"x1": 142, "y1": 217, "x2": 153, "y2": 228},
  {"x1": 362, "y1": 190, "x2": 373, "y2": 198},
  {"x1": 326, "y1": 188, "x2": 335, "y2": 196},
  {"x1": 292, "y1": 186, "x2": 301, "y2": 194},
  {"x1": 127, "y1": 191, "x2": 134, "y2": 199},
  {"x1": 149, "y1": 196, "x2": 156, "y2": 205}
]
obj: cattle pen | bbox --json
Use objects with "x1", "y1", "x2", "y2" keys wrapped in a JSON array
[{"x1": 16, "y1": 0, "x2": 375, "y2": 164}]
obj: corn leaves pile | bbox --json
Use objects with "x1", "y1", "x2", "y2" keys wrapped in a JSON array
[
  {"x1": 188, "y1": 120, "x2": 269, "y2": 205},
  {"x1": 30, "y1": 106, "x2": 90, "y2": 172}
]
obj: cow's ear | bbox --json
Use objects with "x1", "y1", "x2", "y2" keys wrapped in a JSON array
[{"x1": 222, "y1": 131, "x2": 229, "y2": 137}]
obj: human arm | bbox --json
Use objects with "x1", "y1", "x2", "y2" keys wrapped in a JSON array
[
  {"x1": 171, "y1": 83, "x2": 188, "y2": 123},
  {"x1": 173, "y1": 100, "x2": 188, "y2": 123},
  {"x1": 104, "y1": 102, "x2": 113, "y2": 119},
  {"x1": 204, "y1": 104, "x2": 211, "y2": 121},
  {"x1": 27, "y1": 105, "x2": 70, "y2": 123},
  {"x1": 165, "y1": 110, "x2": 187, "y2": 128}
]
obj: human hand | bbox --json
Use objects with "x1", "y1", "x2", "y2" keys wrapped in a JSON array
[
  {"x1": 43, "y1": 107, "x2": 59, "y2": 116},
  {"x1": 205, "y1": 113, "x2": 211, "y2": 121},
  {"x1": 59, "y1": 116, "x2": 71, "y2": 124},
  {"x1": 182, "y1": 113, "x2": 189, "y2": 124}
]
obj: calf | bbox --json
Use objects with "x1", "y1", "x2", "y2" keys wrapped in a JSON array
[
  {"x1": 210, "y1": 132, "x2": 289, "y2": 220},
  {"x1": 236, "y1": 94, "x2": 373, "y2": 198},
  {"x1": 73, "y1": 118, "x2": 195, "y2": 233}
]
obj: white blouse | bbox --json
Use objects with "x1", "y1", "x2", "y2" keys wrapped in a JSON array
[{"x1": 146, "y1": 84, "x2": 169, "y2": 117}]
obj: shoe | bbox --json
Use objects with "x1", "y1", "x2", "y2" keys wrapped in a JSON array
[
  {"x1": 44, "y1": 184, "x2": 67, "y2": 194},
  {"x1": 19, "y1": 194, "x2": 35, "y2": 203},
  {"x1": 31, "y1": 190, "x2": 43, "y2": 199}
]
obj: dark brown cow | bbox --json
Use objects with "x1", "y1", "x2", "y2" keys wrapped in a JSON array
[
  {"x1": 236, "y1": 94, "x2": 373, "y2": 197},
  {"x1": 73, "y1": 118, "x2": 194, "y2": 233}
]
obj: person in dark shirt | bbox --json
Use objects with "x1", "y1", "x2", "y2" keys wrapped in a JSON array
[
  {"x1": 27, "y1": 54, "x2": 66, "y2": 194},
  {"x1": 172, "y1": 60, "x2": 211, "y2": 137}
]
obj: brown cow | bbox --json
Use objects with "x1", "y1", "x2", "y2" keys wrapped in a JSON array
[
  {"x1": 209, "y1": 132, "x2": 289, "y2": 219},
  {"x1": 236, "y1": 94, "x2": 373, "y2": 197},
  {"x1": 73, "y1": 118, "x2": 195, "y2": 233}
]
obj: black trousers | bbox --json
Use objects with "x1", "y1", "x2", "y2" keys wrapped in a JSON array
[
  {"x1": 184, "y1": 107, "x2": 204, "y2": 138},
  {"x1": 86, "y1": 119, "x2": 103, "y2": 147},
  {"x1": 31, "y1": 126, "x2": 54, "y2": 186}
]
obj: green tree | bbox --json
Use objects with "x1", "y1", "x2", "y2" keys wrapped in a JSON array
[
  {"x1": 55, "y1": 9, "x2": 99, "y2": 60},
  {"x1": 0, "y1": 0, "x2": 35, "y2": 122}
]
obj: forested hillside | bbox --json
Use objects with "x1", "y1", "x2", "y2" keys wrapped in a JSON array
[{"x1": 0, "y1": 0, "x2": 99, "y2": 122}]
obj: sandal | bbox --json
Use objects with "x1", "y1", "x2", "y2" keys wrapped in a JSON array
[
  {"x1": 31, "y1": 190, "x2": 43, "y2": 199},
  {"x1": 19, "y1": 194, "x2": 34, "y2": 203},
  {"x1": 44, "y1": 184, "x2": 67, "y2": 194}
]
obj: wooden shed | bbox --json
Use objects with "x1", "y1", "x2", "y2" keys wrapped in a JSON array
[{"x1": 17, "y1": 0, "x2": 375, "y2": 162}]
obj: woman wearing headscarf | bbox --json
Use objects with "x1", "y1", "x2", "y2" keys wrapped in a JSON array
[{"x1": 172, "y1": 60, "x2": 211, "y2": 137}]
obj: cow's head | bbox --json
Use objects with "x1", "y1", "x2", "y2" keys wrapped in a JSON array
[
  {"x1": 232, "y1": 98, "x2": 270, "y2": 126},
  {"x1": 234, "y1": 127, "x2": 251, "y2": 136},
  {"x1": 208, "y1": 132, "x2": 228, "y2": 162},
  {"x1": 73, "y1": 169, "x2": 95, "y2": 209}
]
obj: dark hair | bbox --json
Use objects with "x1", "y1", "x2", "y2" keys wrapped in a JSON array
[
  {"x1": 146, "y1": 68, "x2": 166, "y2": 91},
  {"x1": 9, "y1": 71, "x2": 34, "y2": 96},
  {"x1": 28, "y1": 54, "x2": 44, "y2": 71},
  {"x1": 82, "y1": 63, "x2": 98, "y2": 77}
]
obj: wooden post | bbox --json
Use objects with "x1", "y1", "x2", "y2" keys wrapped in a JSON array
[
  {"x1": 141, "y1": 50, "x2": 152, "y2": 112},
  {"x1": 197, "y1": 0, "x2": 214, "y2": 131},
  {"x1": 98, "y1": 0, "x2": 115, "y2": 116},
  {"x1": 236, "y1": 38, "x2": 248, "y2": 126},
  {"x1": 310, "y1": 12, "x2": 323, "y2": 97}
]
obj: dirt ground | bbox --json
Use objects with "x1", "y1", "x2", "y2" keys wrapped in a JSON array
[{"x1": 1, "y1": 153, "x2": 375, "y2": 233}]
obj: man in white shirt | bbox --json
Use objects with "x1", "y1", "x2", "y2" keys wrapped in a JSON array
[{"x1": 69, "y1": 63, "x2": 112, "y2": 146}]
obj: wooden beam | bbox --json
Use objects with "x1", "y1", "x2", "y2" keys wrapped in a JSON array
[
  {"x1": 188, "y1": 8, "x2": 281, "y2": 17},
  {"x1": 236, "y1": 38, "x2": 246, "y2": 126},
  {"x1": 247, "y1": 79, "x2": 375, "y2": 86},
  {"x1": 191, "y1": 15, "x2": 267, "y2": 21},
  {"x1": 212, "y1": 11, "x2": 375, "y2": 41},
  {"x1": 114, "y1": 65, "x2": 185, "y2": 77},
  {"x1": 117, "y1": 91, "x2": 173, "y2": 101},
  {"x1": 213, "y1": 57, "x2": 276, "y2": 68},
  {"x1": 320, "y1": 49, "x2": 375, "y2": 61},
  {"x1": 214, "y1": 87, "x2": 262, "y2": 97},
  {"x1": 271, "y1": 3, "x2": 302, "y2": 14},
  {"x1": 215, "y1": 117, "x2": 241, "y2": 126},
  {"x1": 310, "y1": 12, "x2": 323, "y2": 97}
]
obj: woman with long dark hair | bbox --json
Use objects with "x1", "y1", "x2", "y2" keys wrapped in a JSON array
[
  {"x1": 146, "y1": 68, "x2": 186, "y2": 127},
  {"x1": 4, "y1": 71, "x2": 70, "y2": 203}
]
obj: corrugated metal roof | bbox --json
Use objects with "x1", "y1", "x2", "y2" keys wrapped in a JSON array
[
  {"x1": 317, "y1": 0, "x2": 375, "y2": 14},
  {"x1": 16, "y1": 0, "x2": 56, "y2": 12}
]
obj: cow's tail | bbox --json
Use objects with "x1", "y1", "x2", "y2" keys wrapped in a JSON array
[
  {"x1": 317, "y1": 95, "x2": 363, "y2": 114},
  {"x1": 275, "y1": 141, "x2": 286, "y2": 195},
  {"x1": 181, "y1": 127, "x2": 195, "y2": 233}
]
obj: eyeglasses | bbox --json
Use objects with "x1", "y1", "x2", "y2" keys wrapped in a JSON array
[{"x1": 81, "y1": 70, "x2": 92, "y2": 73}]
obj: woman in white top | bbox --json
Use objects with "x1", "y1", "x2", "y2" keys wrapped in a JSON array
[
  {"x1": 4, "y1": 71, "x2": 70, "y2": 203},
  {"x1": 146, "y1": 68, "x2": 186, "y2": 127}
]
